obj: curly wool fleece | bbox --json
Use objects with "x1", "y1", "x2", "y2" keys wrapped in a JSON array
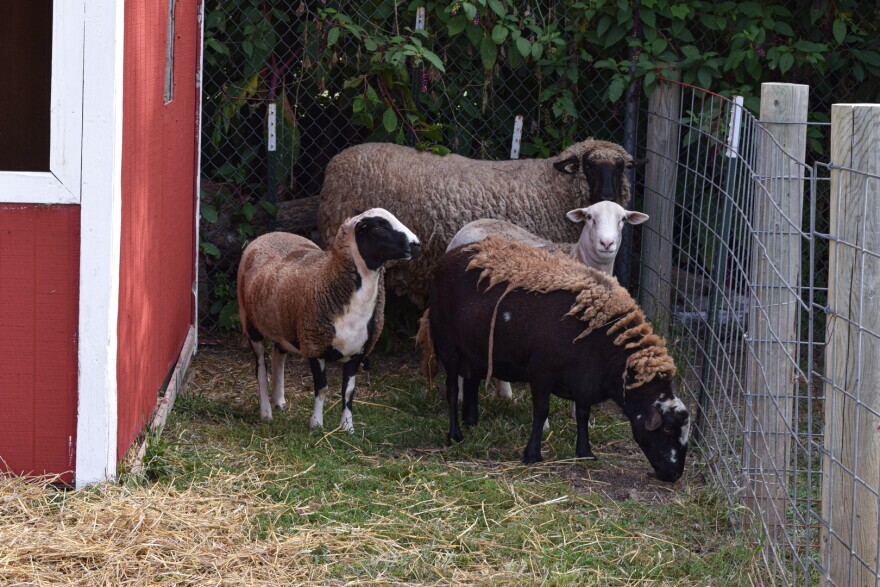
[{"x1": 465, "y1": 237, "x2": 676, "y2": 389}]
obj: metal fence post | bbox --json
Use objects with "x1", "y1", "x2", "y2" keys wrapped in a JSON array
[
  {"x1": 615, "y1": 62, "x2": 642, "y2": 289},
  {"x1": 744, "y1": 83, "x2": 808, "y2": 537},
  {"x1": 639, "y1": 69, "x2": 681, "y2": 321},
  {"x1": 822, "y1": 103, "x2": 880, "y2": 586}
]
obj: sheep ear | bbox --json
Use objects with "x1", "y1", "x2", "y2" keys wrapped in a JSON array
[
  {"x1": 645, "y1": 406, "x2": 663, "y2": 431},
  {"x1": 627, "y1": 157, "x2": 648, "y2": 169},
  {"x1": 566, "y1": 208, "x2": 588, "y2": 223},
  {"x1": 625, "y1": 211, "x2": 650, "y2": 225},
  {"x1": 554, "y1": 157, "x2": 580, "y2": 175}
]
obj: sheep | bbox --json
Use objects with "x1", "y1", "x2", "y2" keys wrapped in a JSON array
[
  {"x1": 237, "y1": 208, "x2": 420, "y2": 431},
  {"x1": 427, "y1": 237, "x2": 689, "y2": 482},
  {"x1": 425, "y1": 202, "x2": 650, "y2": 407},
  {"x1": 318, "y1": 140, "x2": 644, "y2": 306}
]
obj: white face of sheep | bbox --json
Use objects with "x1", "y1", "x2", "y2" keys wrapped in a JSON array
[
  {"x1": 347, "y1": 208, "x2": 421, "y2": 271},
  {"x1": 566, "y1": 201, "x2": 649, "y2": 266}
]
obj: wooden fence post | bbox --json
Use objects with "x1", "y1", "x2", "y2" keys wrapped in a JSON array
[
  {"x1": 744, "y1": 83, "x2": 808, "y2": 536},
  {"x1": 639, "y1": 69, "x2": 681, "y2": 321},
  {"x1": 822, "y1": 103, "x2": 880, "y2": 586}
]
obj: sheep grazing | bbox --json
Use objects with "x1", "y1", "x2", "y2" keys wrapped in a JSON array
[
  {"x1": 427, "y1": 237, "x2": 689, "y2": 482},
  {"x1": 318, "y1": 140, "x2": 644, "y2": 306},
  {"x1": 425, "y1": 202, "x2": 650, "y2": 406},
  {"x1": 237, "y1": 208, "x2": 420, "y2": 431}
]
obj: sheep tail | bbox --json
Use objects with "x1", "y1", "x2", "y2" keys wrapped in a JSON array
[
  {"x1": 415, "y1": 309, "x2": 437, "y2": 396},
  {"x1": 486, "y1": 285, "x2": 514, "y2": 384}
]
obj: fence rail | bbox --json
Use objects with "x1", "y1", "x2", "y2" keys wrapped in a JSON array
[{"x1": 638, "y1": 79, "x2": 880, "y2": 586}]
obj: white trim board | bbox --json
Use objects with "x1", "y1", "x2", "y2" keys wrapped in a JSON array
[
  {"x1": 0, "y1": 0, "x2": 85, "y2": 204},
  {"x1": 125, "y1": 326, "x2": 196, "y2": 478},
  {"x1": 194, "y1": 0, "x2": 205, "y2": 350},
  {"x1": 76, "y1": 0, "x2": 125, "y2": 488}
]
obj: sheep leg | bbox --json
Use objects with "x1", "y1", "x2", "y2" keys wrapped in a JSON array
[
  {"x1": 494, "y1": 379, "x2": 514, "y2": 400},
  {"x1": 446, "y1": 362, "x2": 463, "y2": 444},
  {"x1": 250, "y1": 340, "x2": 272, "y2": 421},
  {"x1": 461, "y1": 377, "x2": 480, "y2": 426},
  {"x1": 523, "y1": 381, "x2": 552, "y2": 464},
  {"x1": 339, "y1": 357, "x2": 361, "y2": 433},
  {"x1": 308, "y1": 358, "x2": 328, "y2": 429},
  {"x1": 270, "y1": 345, "x2": 287, "y2": 412},
  {"x1": 574, "y1": 403, "x2": 596, "y2": 460}
]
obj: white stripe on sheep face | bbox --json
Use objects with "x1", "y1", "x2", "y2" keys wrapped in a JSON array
[
  {"x1": 658, "y1": 396, "x2": 691, "y2": 445},
  {"x1": 333, "y1": 208, "x2": 422, "y2": 359}
]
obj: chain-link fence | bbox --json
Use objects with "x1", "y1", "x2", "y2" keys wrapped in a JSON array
[
  {"x1": 636, "y1": 78, "x2": 880, "y2": 586},
  {"x1": 198, "y1": 1, "x2": 880, "y2": 333},
  {"x1": 198, "y1": 1, "x2": 644, "y2": 331}
]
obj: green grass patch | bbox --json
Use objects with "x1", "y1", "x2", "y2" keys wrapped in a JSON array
[{"x1": 138, "y1": 346, "x2": 759, "y2": 585}]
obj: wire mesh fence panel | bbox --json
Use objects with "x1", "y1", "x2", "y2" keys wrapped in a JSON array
[{"x1": 637, "y1": 80, "x2": 880, "y2": 586}]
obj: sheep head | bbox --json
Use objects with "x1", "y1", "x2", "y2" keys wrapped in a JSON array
[
  {"x1": 566, "y1": 201, "x2": 649, "y2": 270},
  {"x1": 553, "y1": 140, "x2": 647, "y2": 206},
  {"x1": 626, "y1": 389, "x2": 690, "y2": 483},
  {"x1": 343, "y1": 208, "x2": 422, "y2": 271}
]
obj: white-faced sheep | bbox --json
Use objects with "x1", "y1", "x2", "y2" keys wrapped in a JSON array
[
  {"x1": 318, "y1": 140, "x2": 644, "y2": 306},
  {"x1": 237, "y1": 208, "x2": 420, "y2": 431},
  {"x1": 425, "y1": 202, "x2": 650, "y2": 406},
  {"x1": 428, "y1": 237, "x2": 689, "y2": 482}
]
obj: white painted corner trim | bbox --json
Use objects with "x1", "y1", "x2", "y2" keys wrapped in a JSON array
[
  {"x1": 76, "y1": 0, "x2": 125, "y2": 488},
  {"x1": 0, "y1": 0, "x2": 85, "y2": 204}
]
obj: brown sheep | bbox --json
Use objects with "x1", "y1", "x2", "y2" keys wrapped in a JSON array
[{"x1": 237, "y1": 208, "x2": 420, "y2": 431}]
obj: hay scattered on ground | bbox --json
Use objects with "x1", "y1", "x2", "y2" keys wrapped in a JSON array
[{"x1": 0, "y1": 470, "x2": 523, "y2": 586}]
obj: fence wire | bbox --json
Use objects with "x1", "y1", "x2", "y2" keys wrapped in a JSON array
[{"x1": 637, "y1": 80, "x2": 880, "y2": 586}]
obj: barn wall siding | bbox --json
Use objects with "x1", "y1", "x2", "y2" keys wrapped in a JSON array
[
  {"x1": 0, "y1": 205, "x2": 80, "y2": 483},
  {"x1": 117, "y1": 0, "x2": 198, "y2": 459}
]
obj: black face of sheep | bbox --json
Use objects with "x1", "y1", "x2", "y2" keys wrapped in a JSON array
[
  {"x1": 626, "y1": 390, "x2": 690, "y2": 483},
  {"x1": 553, "y1": 154, "x2": 648, "y2": 202},
  {"x1": 354, "y1": 208, "x2": 422, "y2": 270}
]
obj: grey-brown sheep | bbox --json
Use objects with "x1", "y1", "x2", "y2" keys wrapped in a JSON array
[{"x1": 317, "y1": 140, "x2": 643, "y2": 306}]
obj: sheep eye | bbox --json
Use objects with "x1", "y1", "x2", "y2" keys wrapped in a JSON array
[
  {"x1": 585, "y1": 214, "x2": 592, "y2": 221},
  {"x1": 662, "y1": 425, "x2": 671, "y2": 433}
]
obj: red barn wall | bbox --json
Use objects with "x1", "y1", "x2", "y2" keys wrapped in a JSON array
[
  {"x1": 117, "y1": 0, "x2": 199, "y2": 459},
  {"x1": 0, "y1": 205, "x2": 80, "y2": 483}
]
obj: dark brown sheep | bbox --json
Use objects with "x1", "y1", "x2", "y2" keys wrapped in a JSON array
[{"x1": 427, "y1": 238, "x2": 689, "y2": 482}]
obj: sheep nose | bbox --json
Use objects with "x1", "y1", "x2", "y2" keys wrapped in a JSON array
[
  {"x1": 408, "y1": 242, "x2": 422, "y2": 259},
  {"x1": 600, "y1": 240, "x2": 613, "y2": 250}
]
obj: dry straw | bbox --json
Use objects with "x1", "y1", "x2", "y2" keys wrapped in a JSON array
[{"x1": 0, "y1": 469, "x2": 522, "y2": 586}]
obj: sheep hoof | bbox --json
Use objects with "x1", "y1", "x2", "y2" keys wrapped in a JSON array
[
  {"x1": 448, "y1": 431, "x2": 464, "y2": 444},
  {"x1": 340, "y1": 414, "x2": 354, "y2": 433},
  {"x1": 260, "y1": 411, "x2": 273, "y2": 422},
  {"x1": 275, "y1": 401, "x2": 287, "y2": 413},
  {"x1": 522, "y1": 452, "x2": 543, "y2": 465},
  {"x1": 578, "y1": 450, "x2": 597, "y2": 461}
]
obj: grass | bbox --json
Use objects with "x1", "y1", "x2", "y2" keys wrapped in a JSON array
[
  {"x1": 148, "y1": 345, "x2": 757, "y2": 585},
  {"x1": 0, "y1": 344, "x2": 760, "y2": 585}
]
